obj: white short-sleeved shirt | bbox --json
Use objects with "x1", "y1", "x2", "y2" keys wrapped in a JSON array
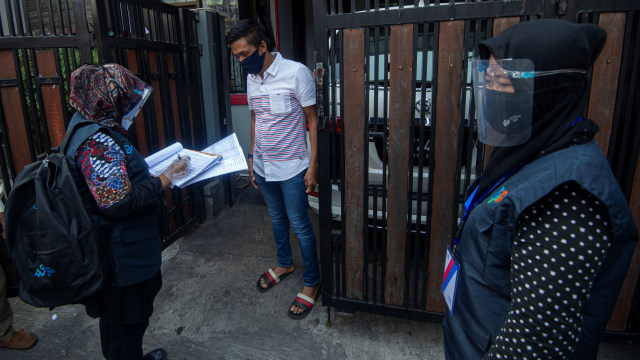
[{"x1": 247, "y1": 53, "x2": 316, "y2": 181}]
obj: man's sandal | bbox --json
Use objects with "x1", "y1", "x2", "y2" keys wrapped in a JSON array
[
  {"x1": 256, "y1": 268, "x2": 294, "y2": 292},
  {"x1": 287, "y1": 287, "x2": 321, "y2": 320}
]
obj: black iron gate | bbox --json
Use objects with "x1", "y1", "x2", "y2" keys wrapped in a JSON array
[
  {"x1": 313, "y1": 0, "x2": 640, "y2": 339},
  {"x1": 0, "y1": 0, "x2": 210, "y2": 247}
]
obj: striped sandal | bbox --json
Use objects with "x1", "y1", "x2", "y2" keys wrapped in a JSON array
[
  {"x1": 287, "y1": 287, "x2": 321, "y2": 320},
  {"x1": 257, "y1": 268, "x2": 294, "y2": 292}
]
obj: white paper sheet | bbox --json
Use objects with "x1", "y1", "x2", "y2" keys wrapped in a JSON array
[
  {"x1": 183, "y1": 133, "x2": 248, "y2": 185},
  {"x1": 144, "y1": 142, "x2": 221, "y2": 188}
]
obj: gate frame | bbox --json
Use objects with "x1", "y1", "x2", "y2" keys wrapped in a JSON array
[
  {"x1": 0, "y1": 0, "x2": 217, "y2": 248},
  {"x1": 313, "y1": 0, "x2": 640, "y2": 340}
]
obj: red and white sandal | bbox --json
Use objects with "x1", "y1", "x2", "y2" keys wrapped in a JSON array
[
  {"x1": 288, "y1": 287, "x2": 321, "y2": 320},
  {"x1": 256, "y1": 268, "x2": 294, "y2": 292}
]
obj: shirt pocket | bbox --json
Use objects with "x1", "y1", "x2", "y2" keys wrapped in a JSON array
[{"x1": 269, "y1": 93, "x2": 292, "y2": 115}]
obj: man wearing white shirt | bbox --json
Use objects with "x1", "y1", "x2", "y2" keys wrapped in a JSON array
[{"x1": 227, "y1": 20, "x2": 320, "y2": 320}]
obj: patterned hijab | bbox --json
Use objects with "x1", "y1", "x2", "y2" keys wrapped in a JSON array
[{"x1": 70, "y1": 64, "x2": 147, "y2": 129}]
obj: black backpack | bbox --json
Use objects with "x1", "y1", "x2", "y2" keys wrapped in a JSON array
[{"x1": 4, "y1": 120, "x2": 109, "y2": 308}]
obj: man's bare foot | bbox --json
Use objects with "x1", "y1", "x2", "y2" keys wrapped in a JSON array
[
  {"x1": 259, "y1": 264, "x2": 295, "y2": 290},
  {"x1": 289, "y1": 283, "x2": 320, "y2": 314}
]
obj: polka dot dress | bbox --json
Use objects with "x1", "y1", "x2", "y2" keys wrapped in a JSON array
[{"x1": 484, "y1": 182, "x2": 611, "y2": 360}]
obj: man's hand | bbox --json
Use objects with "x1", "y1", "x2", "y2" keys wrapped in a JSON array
[
  {"x1": 248, "y1": 158, "x2": 259, "y2": 189},
  {"x1": 304, "y1": 164, "x2": 318, "y2": 194}
]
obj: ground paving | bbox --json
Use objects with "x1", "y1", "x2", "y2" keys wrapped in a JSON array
[{"x1": 4, "y1": 187, "x2": 640, "y2": 359}]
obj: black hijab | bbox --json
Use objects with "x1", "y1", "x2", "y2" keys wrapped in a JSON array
[{"x1": 475, "y1": 19, "x2": 607, "y2": 198}]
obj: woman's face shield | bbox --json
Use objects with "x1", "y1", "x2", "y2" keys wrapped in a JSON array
[{"x1": 471, "y1": 58, "x2": 535, "y2": 146}]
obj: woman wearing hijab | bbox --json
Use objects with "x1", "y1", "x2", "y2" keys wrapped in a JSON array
[
  {"x1": 442, "y1": 19, "x2": 638, "y2": 360},
  {"x1": 66, "y1": 64, "x2": 189, "y2": 360}
]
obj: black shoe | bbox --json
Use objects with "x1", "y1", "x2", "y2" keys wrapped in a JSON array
[{"x1": 143, "y1": 348, "x2": 167, "y2": 360}]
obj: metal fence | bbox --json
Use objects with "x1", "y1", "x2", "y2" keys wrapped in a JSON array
[
  {"x1": 313, "y1": 0, "x2": 640, "y2": 339},
  {"x1": 0, "y1": 0, "x2": 210, "y2": 247}
]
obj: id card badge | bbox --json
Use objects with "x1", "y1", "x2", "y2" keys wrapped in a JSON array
[
  {"x1": 269, "y1": 93, "x2": 291, "y2": 115},
  {"x1": 442, "y1": 245, "x2": 460, "y2": 314}
]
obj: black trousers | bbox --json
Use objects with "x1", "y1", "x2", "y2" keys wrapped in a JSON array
[
  {"x1": 100, "y1": 318, "x2": 149, "y2": 360},
  {"x1": 96, "y1": 271, "x2": 162, "y2": 360}
]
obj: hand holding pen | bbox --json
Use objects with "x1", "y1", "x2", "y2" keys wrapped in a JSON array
[{"x1": 161, "y1": 154, "x2": 191, "y2": 186}]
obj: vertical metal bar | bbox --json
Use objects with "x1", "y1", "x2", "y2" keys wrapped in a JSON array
[
  {"x1": 178, "y1": 8, "x2": 195, "y2": 147},
  {"x1": 54, "y1": 47, "x2": 69, "y2": 129},
  {"x1": 34, "y1": 0, "x2": 45, "y2": 35},
  {"x1": 9, "y1": 0, "x2": 20, "y2": 36},
  {"x1": 416, "y1": 22, "x2": 429, "y2": 309},
  {"x1": 339, "y1": 28, "x2": 347, "y2": 298},
  {"x1": 16, "y1": 0, "x2": 29, "y2": 36},
  {"x1": 371, "y1": 25, "x2": 381, "y2": 304},
  {"x1": 130, "y1": 1, "x2": 141, "y2": 39},
  {"x1": 47, "y1": 0, "x2": 57, "y2": 35},
  {"x1": 409, "y1": 22, "x2": 420, "y2": 309},
  {"x1": 54, "y1": 0, "x2": 64, "y2": 35},
  {"x1": 329, "y1": 29, "x2": 337, "y2": 184},
  {"x1": 380, "y1": 25, "x2": 389, "y2": 303},
  {"x1": 122, "y1": 1, "x2": 131, "y2": 37},
  {"x1": 363, "y1": 26, "x2": 370, "y2": 302},
  {"x1": 313, "y1": 0, "x2": 334, "y2": 303},
  {"x1": 2, "y1": 1, "x2": 14, "y2": 35},
  {"x1": 70, "y1": 0, "x2": 91, "y2": 65},
  {"x1": 63, "y1": 0, "x2": 72, "y2": 35}
]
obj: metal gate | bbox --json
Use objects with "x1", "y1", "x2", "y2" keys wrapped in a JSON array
[
  {"x1": 0, "y1": 0, "x2": 210, "y2": 247},
  {"x1": 313, "y1": 0, "x2": 640, "y2": 339}
]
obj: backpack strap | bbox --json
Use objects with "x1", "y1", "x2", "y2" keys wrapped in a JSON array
[
  {"x1": 58, "y1": 119, "x2": 97, "y2": 153},
  {"x1": 58, "y1": 118, "x2": 127, "y2": 157}
]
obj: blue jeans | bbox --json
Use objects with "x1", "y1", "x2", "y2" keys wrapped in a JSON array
[{"x1": 254, "y1": 170, "x2": 320, "y2": 287}]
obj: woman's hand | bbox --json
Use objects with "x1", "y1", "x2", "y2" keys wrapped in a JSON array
[{"x1": 159, "y1": 155, "x2": 191, "y2": 189}]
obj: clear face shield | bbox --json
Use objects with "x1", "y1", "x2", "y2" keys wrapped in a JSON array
[
  {"x1": 121, "y1": 85, "x2": 152, "y2": 130},
  {"x1": 471, "y1": 58, "x2": 588, "y2": 146},
  {"x1": 471, "y1": 58, "x2": 535, "y2": 146}
]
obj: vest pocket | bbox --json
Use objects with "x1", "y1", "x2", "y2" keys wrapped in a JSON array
[
  {"x1": 472, "y1": 204, "x2": 514, "y2": 295},
  {"x1": 443, "y1": 307, "x2": 492, "y2": 358}
]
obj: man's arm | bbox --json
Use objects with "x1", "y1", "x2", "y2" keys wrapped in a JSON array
[{"x1": 303, "y1": 105, "x2": 318, "y2": 194}]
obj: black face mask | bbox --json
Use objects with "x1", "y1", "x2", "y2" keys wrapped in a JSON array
[
  {"x1": 240, "y1": 48, "x2": 265, "y2": 75},
  {"x1": 483, "y1": 89, "x2": 533, "y2": 136}
]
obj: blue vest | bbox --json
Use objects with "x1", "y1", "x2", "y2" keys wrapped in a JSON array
[
  {"x1": 443, "y1": 140, "x2": 638, "y2": 360},
  {"x1": 64, "y1": 113, "x2": 162, "y2": 287}
]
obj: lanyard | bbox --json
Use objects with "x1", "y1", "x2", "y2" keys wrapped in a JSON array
[
  {"x1": 453, "y1": 162, "x2": 525, "y2": 248},
  {"x1": 452, "y1": 116, "x2": 584, "y2": 250}
]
